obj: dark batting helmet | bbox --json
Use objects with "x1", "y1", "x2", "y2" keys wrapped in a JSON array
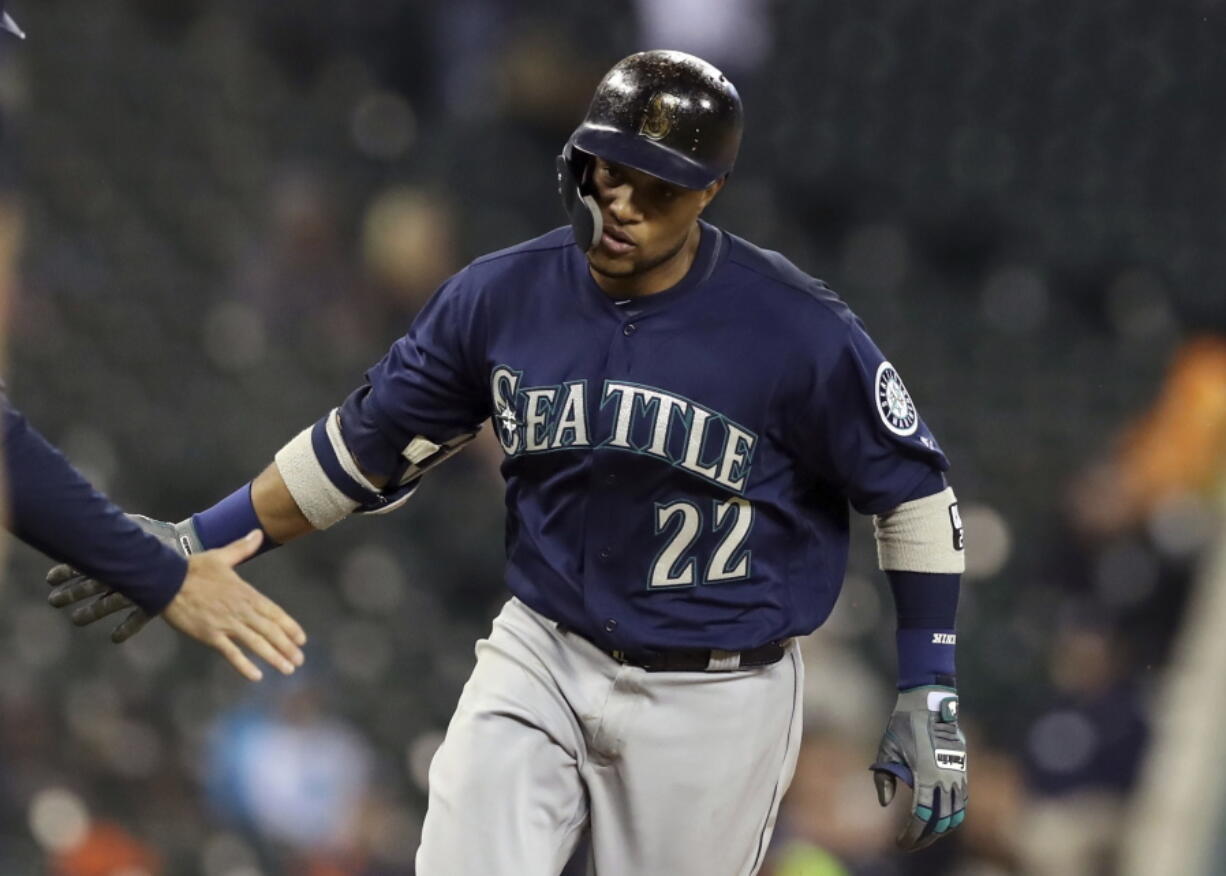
[{"x1": 557, "y1": 50, "x2": 743, "y2": 250}]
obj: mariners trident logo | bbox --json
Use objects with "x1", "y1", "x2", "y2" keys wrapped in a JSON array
[
  {"x1": 495, "y1": 398, "x2": 521, "y2": 446},
  {"x1": 875, "y1": 361, "x2": 918, "y2": 436}
]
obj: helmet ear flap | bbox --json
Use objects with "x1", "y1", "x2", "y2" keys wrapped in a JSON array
[{"x1": 556, "y1": 142, "x2": 603, "y2": 251}]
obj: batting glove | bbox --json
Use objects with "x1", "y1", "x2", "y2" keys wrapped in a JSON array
[
  {"x1": 46, "y1": 514, "x2": 202, "y2": 643},
  {"x1": 870, "y1": 685, "x2": 967, "y2": 851}
]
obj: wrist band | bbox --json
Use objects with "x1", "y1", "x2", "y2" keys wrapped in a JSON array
[
  {"x1": 896, "y1": 628, "x2": 957, "y2": 690},
  {"x1": 191, "y1": 482, "x2": 279, "y2": 558},
  {"x1": 889, "y1": 569, "x2": 959, "y2": 689}
]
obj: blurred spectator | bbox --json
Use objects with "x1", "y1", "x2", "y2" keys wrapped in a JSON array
[
  {"x1": 1006, "y1": 338, "x2": 1226, "y2": 875},
  {"x1": 29, "y1": 786, "x2": 161, "y2": 876},
  {"x1": 1056, "y1": 336, "x2": 1226, "y2": 667},
  {"x1": 205, "y1": 681, "x2": 374, "y2": 873},
  {"x1": 52, "y1": 823, "x2": 161, "y2": 876},
  {"x1": 51, "y1": 821, "x2": 161, "y2": 876},
  {"x1": 1067, "y1": 336, "x2": 1226, "y2": 543},
  {"x1": 1017, "y1": 623, "x2": 1148, "y2": 876},
  {"x1": 360, "y1": 184, "x2": 458, "y2": 318}
]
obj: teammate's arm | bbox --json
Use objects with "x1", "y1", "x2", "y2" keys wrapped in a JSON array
[{"x1": 3, "y1": 397, "x2": 305, "y2": 679}]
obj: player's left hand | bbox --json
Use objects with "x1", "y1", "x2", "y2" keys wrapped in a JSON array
[{"x1": 869, "y1": 685, "x2": 967, "y2": 851}]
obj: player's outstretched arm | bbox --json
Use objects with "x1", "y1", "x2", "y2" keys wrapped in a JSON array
[
  {"x1": 48, "y1": 350, "x2": 479, "y2": 637},
  {"x1": 47, "y1": 402, "x2": 461, "y2": 634}
]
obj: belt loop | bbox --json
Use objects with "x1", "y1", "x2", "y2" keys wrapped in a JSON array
[{"x1": 706, "y1": 649, "x2": 742, "y2": 672}]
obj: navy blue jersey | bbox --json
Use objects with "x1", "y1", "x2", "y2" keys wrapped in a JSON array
[{"x1": 340, "y1": 222, "x2": 948, "y2": 653}]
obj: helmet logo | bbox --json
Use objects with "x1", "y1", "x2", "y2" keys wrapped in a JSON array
[{"x1": 639, "y1": 93, "x2": 676, "y2": 141}]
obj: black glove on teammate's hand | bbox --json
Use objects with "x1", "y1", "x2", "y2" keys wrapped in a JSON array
[
  {"x1": 870, "y1": 685, "x2": 967, "y2": 851},
  {"x1": 46, "y1": 514, "x2": 202, "y2": 642}
]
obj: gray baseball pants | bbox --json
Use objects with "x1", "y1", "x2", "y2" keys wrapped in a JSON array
[{"x1": 416, "y1": 597, "x2": 804, "y2": 875}]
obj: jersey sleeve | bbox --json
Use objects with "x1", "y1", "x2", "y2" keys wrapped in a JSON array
[
  {"x1": 2, "y1": 396, "x2": 187, "y2": 614},
  {"x1": 338, "y1": 268, "x2": 492, "y2": 479},
  {"x1": 791, "y1": 313, "x2": 950, "y2": 514}
]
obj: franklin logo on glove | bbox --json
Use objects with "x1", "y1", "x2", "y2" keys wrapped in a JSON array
[{"x1": 935, "y1": 749, "x2": 967, "y2": 771}]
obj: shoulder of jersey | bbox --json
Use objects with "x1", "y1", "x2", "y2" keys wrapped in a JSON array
[
  {"x1": 467, "y1": 226, "x2": 574, "y2": 277},
  {"x1": 723, "y1": 232, "x2": 856, "y2": 330}
]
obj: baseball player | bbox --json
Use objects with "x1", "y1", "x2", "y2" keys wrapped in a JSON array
[
  {"x1": 0, "y1": 3, "x2": 305, "y2": 682},
  {"x1": 53, "y1": 51, "x2": 967, "y2": 873}
]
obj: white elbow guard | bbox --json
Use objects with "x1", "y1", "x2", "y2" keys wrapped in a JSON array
[
  {"x1": 274, "y1": 412, "x2": 369, "y2": 530},
  {"x1": 873, "y1": 486, "x2": 966, "y2": 573},
  {"x1": 273, "y1": 409, "x2": 474, "y2": 531}
]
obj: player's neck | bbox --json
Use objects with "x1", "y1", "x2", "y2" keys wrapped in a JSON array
[{"x1": 589, "y1": 224, "x2": 701, "y2": 299}]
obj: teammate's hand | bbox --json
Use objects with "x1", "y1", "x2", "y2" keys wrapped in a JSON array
[
  {"x1": 162, "y1": 530, "x2": 306, "y2": 681},
  {"x1": 46, "y1": 513, "x2": 203, "y2": 641},
  {"x1": 50, "y1": 528, "x2": 305, "y2": 681},
  {"x1": 869, "y1": 685, "x2": 967, "y2": 851}
]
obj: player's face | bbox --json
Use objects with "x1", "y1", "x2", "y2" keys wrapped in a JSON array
[{"x1": 586, "y1": 158, "x2": 723, "y2": 289}]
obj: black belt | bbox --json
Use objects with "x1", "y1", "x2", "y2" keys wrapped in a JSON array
[
  {"x1": 609, "y1": 642, "x2": 788, "y2": 672},
  {"x1": 556, "y1": 623, "x2": 788, "y2": 672}
]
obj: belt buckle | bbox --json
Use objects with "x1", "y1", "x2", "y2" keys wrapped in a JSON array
[{"x1": 611, "y1": 649, "x2": 628, "y2": 664}]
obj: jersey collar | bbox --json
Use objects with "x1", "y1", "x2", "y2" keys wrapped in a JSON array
[{"x1": 575, "y1": 220, "x2": 724, "y2": 317}]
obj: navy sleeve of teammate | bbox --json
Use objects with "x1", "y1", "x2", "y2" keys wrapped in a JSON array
[
  {"x1": 338, "y1": 268, "x2": 492, "y2": 479},
  {"x1": 793, "y1": 314, "x2": 948, "y2": 513},
  {"x1": 2, "y1": 396, "x2": 186, "y2": 614}
]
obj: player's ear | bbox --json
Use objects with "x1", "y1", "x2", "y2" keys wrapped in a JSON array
[{"x1": 697, "y1": 177, "x2": 726, "y2": 212}]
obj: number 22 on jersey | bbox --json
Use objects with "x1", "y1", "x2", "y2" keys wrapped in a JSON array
[{"x1": 649, "y1": 497, "x2": 754, "y2": 588}]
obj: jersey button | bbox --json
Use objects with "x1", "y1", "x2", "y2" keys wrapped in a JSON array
[
  {"x1": 604, "y1": 473, "x2": 617, "y2": 485},
  {"x1": 598, "y1": 547, "x2": 612, "y2": 561},
  {"x1": 604, "y1": 619, "x2": 618, "y2": 632},
  {"x1": 623, "y1": 323, "x2": 637, "y2": 336}
]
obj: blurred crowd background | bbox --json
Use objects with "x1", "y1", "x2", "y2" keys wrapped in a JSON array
[{"x1": 1, "y1": 0, "x2": 1225, "y2": 874}]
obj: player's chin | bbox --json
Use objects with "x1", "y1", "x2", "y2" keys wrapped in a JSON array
[{"x1": 587, "y1": 250, "x2": 640, "y2": 277}]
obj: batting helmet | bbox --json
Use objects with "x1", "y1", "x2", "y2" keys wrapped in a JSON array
[{"x1": 557, "y1": 50, "x2": 743, "y2": 250}]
